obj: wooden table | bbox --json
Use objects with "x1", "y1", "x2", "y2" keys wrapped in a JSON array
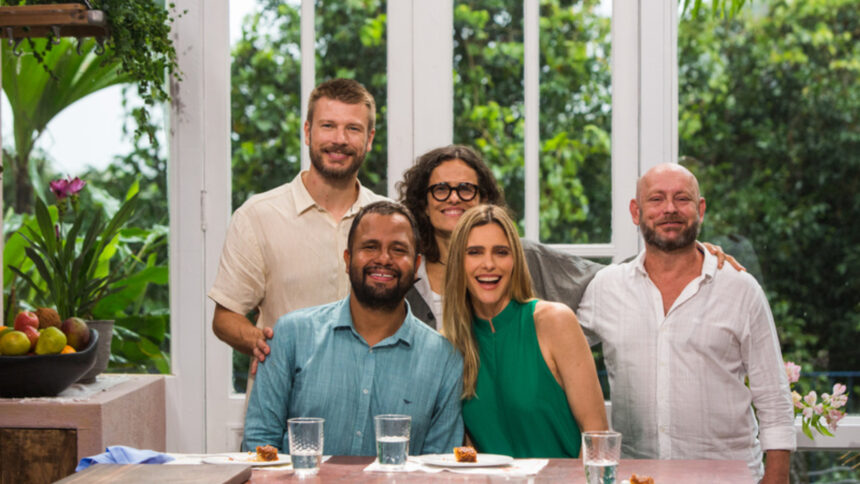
[{"x1": 249, "y1": 456, "x2": 754, "y2": 483}]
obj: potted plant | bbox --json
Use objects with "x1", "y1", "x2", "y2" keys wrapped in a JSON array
[{"x1": 9, "y1": 176, "x2": 140, "y2": 380}]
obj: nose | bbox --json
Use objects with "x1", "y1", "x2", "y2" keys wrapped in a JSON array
[
  {"x1": 663, "y1": 199, "x2": 678, "y2": 213},
  {"x1": 479, "y1": 252, "x2": 495, "y2": 270},
  {"x1": 448, "y1": 188, "x2": 462, "y2": 204},
  {"x1": 333, "y1": 126, "x2": 348, "y2": 144},
  {"x1": 372, "y1": 247, "x2": 392, "y2": 265}
]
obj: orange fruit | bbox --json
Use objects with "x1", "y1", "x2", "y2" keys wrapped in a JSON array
[{"x1": 61, "y1": 345, "x2": 76, "y2": 354}]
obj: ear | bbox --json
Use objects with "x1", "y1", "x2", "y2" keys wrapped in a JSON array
[
  {"x1": 343, "y1": 249, "x2": 351, "y2": 273},
  {"x1": 629, "y1": 198, "x2": 641, "y2": 225},
  {"x1": 698, "y1": 197, "x2": 706, "y2": 220},
  {"x1": 365, "y1": 127, "x2": 376, "y2": 152},
  {"x1": 304, "y1": 119, "x2": 311, "y2": 147}
]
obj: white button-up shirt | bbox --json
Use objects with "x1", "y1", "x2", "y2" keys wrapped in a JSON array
[{"x1": 577, "y1": 245, "x2": 795, "y2": 482}]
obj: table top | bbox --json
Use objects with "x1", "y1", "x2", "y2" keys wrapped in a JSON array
[{"x1": 249, "y1": 456, "x2": 754, "y2": 483}]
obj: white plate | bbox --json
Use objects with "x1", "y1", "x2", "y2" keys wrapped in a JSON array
[
  {"x1": 416, "y1": 453, "x2": 514, "y2": 467},
  {"x1": 202, "y1": 452, "x2": 291, "y2": 467}
]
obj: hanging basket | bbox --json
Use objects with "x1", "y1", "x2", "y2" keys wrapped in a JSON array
[{"x1": 0, "y1": 3, "x2": 106, "y2": 40}]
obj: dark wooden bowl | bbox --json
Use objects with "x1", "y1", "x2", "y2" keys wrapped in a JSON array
[{"x1": 0, "y1": 329, "x2": 98, "y2": 398}]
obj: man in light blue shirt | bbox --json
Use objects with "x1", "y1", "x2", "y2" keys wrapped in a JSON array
[{"x1": 244, "y1": 201, "x2": 464, "y2": 455}]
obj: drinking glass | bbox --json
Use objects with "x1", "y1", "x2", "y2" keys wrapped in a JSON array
[
  {"x1": 288, "y1": 417, "x2": 324, "y2": 476},
  {"x1": 582, "y1": 430, "x2": 622, "y2": 484},
  {"x1": 374, "y1": 414, "x2": 411, "y2": 470}
]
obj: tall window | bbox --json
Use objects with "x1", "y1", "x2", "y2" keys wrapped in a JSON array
[
  {"x1": 453, "y1": 0, "x2": 613, "y2": 246},
  {"x1": 229, "y1": 0, "x2": 388, "y2": 391},
  {"x1": 679, "y1": 0, "x2": 859, "y2": 477}
]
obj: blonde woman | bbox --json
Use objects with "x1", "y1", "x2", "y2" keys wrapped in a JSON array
[{"x1": 443, "y1": 205, "x2": 608, "y2": 458}]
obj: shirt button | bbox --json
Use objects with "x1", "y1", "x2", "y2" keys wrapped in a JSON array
[
  {"x1": 362, "y1": 389, "x2": 369, "y2": 395},
  {"x1": 356, "y1": 431, "x2": 362, "y2": 436}
]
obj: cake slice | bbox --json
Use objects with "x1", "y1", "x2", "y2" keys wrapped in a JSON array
[{"x1": 453, "y1": 446, "x2": 477, "y2": 463}]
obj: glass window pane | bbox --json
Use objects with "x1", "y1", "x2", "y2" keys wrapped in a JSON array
[
  {"x1": 679, "y1": 0, "x2": 859, "y2": 419},
  {"x1": 453, "y1": 0, "x2": 526, "y2": 223},
  {"x1": 538, "y1": 0, "x2": 612, "y2": 243},
  {"x1": 315, "y1": 0, "x2": 388, "y2": 196}
]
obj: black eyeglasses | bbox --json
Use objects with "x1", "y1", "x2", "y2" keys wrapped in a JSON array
[{"x1": 427, "y1": 182, "x2": 480, "y2": 202}]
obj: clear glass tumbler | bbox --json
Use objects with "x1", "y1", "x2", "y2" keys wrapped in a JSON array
[
  {"x1": 288, "y1": 417, "x2": 324, "y2": 477},
  {"x1": 582, "y1": 430, "x2": 622, "y2": 484},
  {"x1": 374, "y1": 414, "x2": 411, "y2": 470}
]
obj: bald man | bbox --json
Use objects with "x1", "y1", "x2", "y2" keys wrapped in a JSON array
[{"x1": 577, "y1": 164, "x2": 795, "y2": 483}]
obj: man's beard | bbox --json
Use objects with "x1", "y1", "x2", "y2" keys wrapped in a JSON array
[
  {"x1": 640, "y1": 213, "x2": 701, "y2": 252},
  {"x1": 309, "y1": 139, "x2": 367, "y2": 181},
  {"x1": 349, "y1": 263, "x2": 415, "y2": 312}
]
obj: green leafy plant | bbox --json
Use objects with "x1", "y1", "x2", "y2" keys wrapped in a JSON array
[
  {"x1": 0, "y1": 0, "x2": 182, "y2": 147},
  {"x1": 9, "y1": 176, "x2": 140, "y2": 319}
]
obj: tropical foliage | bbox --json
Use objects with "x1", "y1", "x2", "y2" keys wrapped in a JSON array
[
  {"x1": 2, "y1": 38, "x2": 128, "y2": 213},
  {"x1": 678, "y1": 0, "x2": 860, "y2": 409}
]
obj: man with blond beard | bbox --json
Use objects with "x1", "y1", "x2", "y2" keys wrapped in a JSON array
[{"x1": 209, "y1": 78, "x2": 387, "y2": 391}]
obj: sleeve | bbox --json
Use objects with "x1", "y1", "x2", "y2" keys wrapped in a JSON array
[
  {"x1": 422, "y1": 348, "x2": 465, "y2": 453},
  {"x1": 741, "y1": 279, "x2": 797, "y2": 452},
  {"x1": 243, "y1": 317, "x2": 295, "y2": 451},
  {"x1": 208, "y1": 205, "x2": 267, "y2": 315},
  {"x1": 522, "y1": 239, "x2": 604, "y2": 312}
]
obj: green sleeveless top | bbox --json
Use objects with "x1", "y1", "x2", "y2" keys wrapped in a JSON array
[{"x1": 462, "y1": 299, "x2": 582, "y2": 458}]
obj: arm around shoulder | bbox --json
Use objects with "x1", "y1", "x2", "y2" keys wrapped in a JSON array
[
  {"x1": 534, "y1": 301, "x2": 608, "y2": 433},
  {"x1": 212, "y1": 303, "x2": 267, "y2": 356}
]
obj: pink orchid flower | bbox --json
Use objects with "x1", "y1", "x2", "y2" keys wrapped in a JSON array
[
  {"x1": 792, "y1": 391, "x2": 803, "y2": 409},
  {"x1": 784, "y1": 361, "x2": 801, "y2": 384},
  {"x1": 826, "y1": 409, "x2": 845, "y2": 431},
  {"x1": 49, "y1": 176, "x2": 87, "y2": 201},
  {"x1": 49, "y1": 179, "x2": 70, "y2": 200}
]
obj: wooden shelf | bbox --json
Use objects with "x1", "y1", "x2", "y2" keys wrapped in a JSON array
[{"x1": 0, "y1": 3, "x2": 106, "y2": 40}]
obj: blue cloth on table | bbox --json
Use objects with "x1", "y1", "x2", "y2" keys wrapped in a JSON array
[{"x1": 76, "y1": 445, "x2": 174, "y2": 471}]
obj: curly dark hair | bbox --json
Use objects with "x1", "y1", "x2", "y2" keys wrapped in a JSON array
[{"x1": 396, "y1": 145, "x2": 505, "y2": 263}]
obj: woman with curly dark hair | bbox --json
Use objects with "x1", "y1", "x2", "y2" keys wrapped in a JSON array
[{"x1": 397, "y1": 145, "x2": 604, "y2": 329}]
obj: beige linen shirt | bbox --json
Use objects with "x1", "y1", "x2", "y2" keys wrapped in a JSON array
[{"x1": 208, "y1": 172, "x2": 388, "y2": 331}]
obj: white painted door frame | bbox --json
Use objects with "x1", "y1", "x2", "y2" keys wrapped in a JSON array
[{"x1": 168, "y1": 0, "x2": 232, "y2": 452}]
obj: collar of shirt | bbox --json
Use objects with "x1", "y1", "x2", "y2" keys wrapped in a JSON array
[
  {"x1": 290, "y1": 171, "x2": 372, "y2": 218},
  {"x1": 331, "y1": 296, "x2": 416, "y2": 349},
  {"x1": 633, "y1": 241, "x2": 718, "y2": 282}
]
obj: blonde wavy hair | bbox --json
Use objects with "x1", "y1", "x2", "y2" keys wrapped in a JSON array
[{"x1": 442, "y1": 205, "x2": 535, "y2": 398}]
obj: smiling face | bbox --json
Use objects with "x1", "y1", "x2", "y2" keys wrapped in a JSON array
[
  {"x1": 631, "y1": 164, "x2": 706, "y2": 252},
  {"x1": 425, "y1": 159, "x2": 482, "y2": 238},
  {"x1": 305, "y1": 97, "x2": 375, "y2": 181},
  {"x1": 345, "y1": 212, "x2": 418, "y2": 311},
  {"x1": 463, "y1": 222, "x2": 514, "y2": 319}
]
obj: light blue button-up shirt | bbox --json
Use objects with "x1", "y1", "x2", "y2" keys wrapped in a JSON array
[{"x1": 244, "y1": 296, "x2": 464, "y2": 456}]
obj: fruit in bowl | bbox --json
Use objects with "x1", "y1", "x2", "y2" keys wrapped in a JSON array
[
  {"x1": 0, "y1": 328, "x2": 99, "y2": 398},
  {"x1": 61, "y1": 317, "x2": 91, "y2": 351}
]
